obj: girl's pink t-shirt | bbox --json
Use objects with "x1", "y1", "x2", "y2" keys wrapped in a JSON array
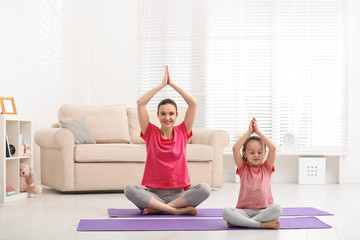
[
  {"x1": 236, "y1": 161, "x2": 275, "y2": 209},
  {"x1": 140, "y1": 122, "x2": 192, "y2": 189}
]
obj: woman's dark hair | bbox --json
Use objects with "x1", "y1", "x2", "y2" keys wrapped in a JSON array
[
  {"x1": 242, "y1": 136, "x2": 266, "y2": 161},
  {"x1": 157, "y1": 98, "x2": 178, "y2": 113}
]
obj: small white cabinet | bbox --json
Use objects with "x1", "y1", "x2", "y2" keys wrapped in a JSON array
[{"x1": 0, "y1": 115, "x2": 33, "y2": 203}]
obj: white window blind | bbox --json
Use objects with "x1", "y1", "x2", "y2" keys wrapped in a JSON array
[{"x1": 139, "y1": 0, "x2": 348, "y2": 149}]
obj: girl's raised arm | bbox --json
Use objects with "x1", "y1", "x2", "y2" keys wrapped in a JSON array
[
  {"x1": 167, "y1": 66, "x2": 197, "y2": 134},
  {"x1": 137, "y1": 67, "x2": 168, "y2": 134},
  {"x1": 252, "y1": 118, "x2": 277, "y2": 169},
  {"x1": 233, "y1": 121, "x2": 254, "y2": 170}
]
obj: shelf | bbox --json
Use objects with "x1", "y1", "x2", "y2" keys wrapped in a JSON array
[
  {"x1": 2, "y1": 192, "x2": 28, "y2": 203},
  {"x1": 6, "y1": 156, "x2": 32, "y2": 161},
  {"x1": 1, "y1": 115, "x2": 33, "y2": 203},
  {"x1": 276, "y1": 151, "x2": 347, "y2": 157}
]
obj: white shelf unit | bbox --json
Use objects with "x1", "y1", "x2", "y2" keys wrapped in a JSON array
[
  {"x1": 225, "y1": 150, "x2": 346, "y2": 184},
  {"x1": 0, "y1": 115, "x2": 33, "y2": 203}
]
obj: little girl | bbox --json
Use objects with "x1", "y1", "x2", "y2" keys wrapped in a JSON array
[{"x1": 222, "y1": 118, "x2": 282, "y2": 230}]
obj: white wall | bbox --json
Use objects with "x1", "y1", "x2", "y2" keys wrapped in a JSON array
[
  {"x1": 343, "y1": 0, "x2": 360, "y2": 183},
  {"x1": 1, "y1": 0, "x2": 139, "y2": 181},
  {"x1": 3, "y1": 0, "x2": 359, "y2": 183},
  {"x1": 69, "y1": 0, "x2": 139, "y2": 107},
  {"x1": 213, "y1": 1, "x2": 360, "y2": 184},
  {"x1": 216, "y1": 0, "x2": 360, "y2": 184}
]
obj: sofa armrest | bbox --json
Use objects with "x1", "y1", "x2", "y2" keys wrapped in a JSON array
[
  {"x1": 34, "y1": 128, "x2": 75, "y2": 191},
  {"x1": 191, "y1": 129, "x2": 229, "y2": 188},
  {"x1": 192, "y1": 128, "x2": 229, "y2": 148},
  {"x1": 35, "y1": 128, "x2": 74, "y2": 148}
]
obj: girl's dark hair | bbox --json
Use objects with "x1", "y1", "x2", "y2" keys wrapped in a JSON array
[
  {"x1": 157, "y1": 98, "x2": 178, "y2": 113},
  {"x1": 242, "y1": 136, "x2": 267, "y2": 161}
]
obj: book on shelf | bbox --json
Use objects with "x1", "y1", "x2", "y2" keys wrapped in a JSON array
[
  {"x1": 6, "y1": 188, "x2": 14, "y2": 192},
  {"x1": 6, "y1": 190, "x2": 16, "y2": 196},
  {"x1": 6, "y1": 135, "x2": 11, "y2": 158}
]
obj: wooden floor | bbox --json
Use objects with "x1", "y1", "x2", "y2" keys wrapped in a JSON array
[{"x1": 1, "y1": 182, "x2": 359, "y2": 240}]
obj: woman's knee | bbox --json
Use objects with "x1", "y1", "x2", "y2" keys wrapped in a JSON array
[
  {"x1": 196, "y1": 183, "x2": 211, "y2": 198},
  {"x1": 124, "y1": 183, "x2": 138, "y2": 198}
]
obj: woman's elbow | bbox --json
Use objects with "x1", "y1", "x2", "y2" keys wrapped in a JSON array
[{"x1": 137, "y1": 99, "x2": 144, "y2": 107}]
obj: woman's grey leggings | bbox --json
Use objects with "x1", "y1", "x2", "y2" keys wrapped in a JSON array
[
  {"x1": 222, "y1": 204, "x2": 282, "y2": 228},
  {"x1": 124, "y1": 183, "x2": 211, "y2": 211}
]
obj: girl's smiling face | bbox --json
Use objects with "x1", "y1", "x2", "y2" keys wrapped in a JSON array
[{"x1": 243, "y1": 140, "x2": 266, "y2": 167}]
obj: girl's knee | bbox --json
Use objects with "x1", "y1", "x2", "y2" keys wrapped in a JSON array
[
  {"x1": 222, "y1": 207, "x2": 233, "y2": 218},
  {"x1": 270, "y1": 204, "x2": 282, "y2": 217}
]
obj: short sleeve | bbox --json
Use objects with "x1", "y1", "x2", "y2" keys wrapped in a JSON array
[
  {"x1": 264, "y1": 161, "x2": 275, "y2": 173},
  {"x1": 140, "y1": 122, "x2": 156, "y2": 142},
  {"x1": 178, "y1": 122, "x2": 192, "y2": 140},
  {"x1": 236, "y1": 161, "x2": 247, "y2": 175}
]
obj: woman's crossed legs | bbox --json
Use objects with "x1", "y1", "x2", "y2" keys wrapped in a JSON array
[{"x1": 124, "y1": 183, "x2": 211, "y2": 215}]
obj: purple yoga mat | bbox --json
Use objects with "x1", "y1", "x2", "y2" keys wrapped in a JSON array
[
  {"x1": 282, "y1": 207, "x2": 333, "y2": 216},
  {"x1": 77, "y1": 217, "x2": 331, "y2": 231},
  {"x1": 108, "y1": 207, "x2": 333, "y2": 218}
]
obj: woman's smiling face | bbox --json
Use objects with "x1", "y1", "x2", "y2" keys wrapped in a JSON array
[{"x1": 157, "y1": 103, "x2": 178, "y2": 129}]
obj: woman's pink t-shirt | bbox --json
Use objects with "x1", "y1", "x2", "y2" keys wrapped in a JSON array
[
  {"x1": 140, "y1": 122, "x2": 192, "y2": 189},
  {"x1": 236, "y1": 161, "x2": 275, "y2": 209}
]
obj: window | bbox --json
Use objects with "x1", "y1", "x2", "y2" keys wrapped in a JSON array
[{"x1": 139, "y1": 0, "x2": 348, "y2": 150}]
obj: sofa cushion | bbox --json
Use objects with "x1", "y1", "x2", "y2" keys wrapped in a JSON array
[
  {"x1": 186, "y1": 144, "x2": 214, "y2": 161},
  {"x1": 58, "y1": 105, "x2": 130, "y2": 143},
  {"x1": 127, "y1": 108, "x2": 190, "y2": 144},
  {"x1": 60, "y1": 118, "x2": 96, "y2": 144},
  {"x1": 74, "y1": 144, "x2": 146, "y2": 163},
  {"x1": 74, "y1": 143, "x2": 211, "y2": 163}
]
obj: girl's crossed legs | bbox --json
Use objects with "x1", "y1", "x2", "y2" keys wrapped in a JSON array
[
  {"x1": 222, "y1": 204, "x2": 282, "y2": 229},
  {"x1": 124, "y1": 183, "x2": 211, "y2": 215}
]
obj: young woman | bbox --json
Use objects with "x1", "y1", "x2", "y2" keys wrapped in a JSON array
[{"x1": 124, "y1": 65, "x2": 211, "y2": 215}]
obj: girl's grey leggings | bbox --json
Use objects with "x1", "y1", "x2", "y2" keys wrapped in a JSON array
[
  {"x1": 222, "y1": 204, "x2": 282, "y2": 228},
  {"x1": 124, "y1": 183, "x2": 211, "y2": 211}
]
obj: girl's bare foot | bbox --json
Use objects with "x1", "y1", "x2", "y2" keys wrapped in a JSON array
[
  {"x1": 227, "y1": 221, "x2": 236, "y2": 228},
  {"x1": 143, "y1": 207, "x2": 161, "y2": 215},
  {"x1": 260, "y1": 220, "x2": 280, "y2": 230},
  {"x1": 175, "y1": 206, "x2": 198, "y2": 215}
]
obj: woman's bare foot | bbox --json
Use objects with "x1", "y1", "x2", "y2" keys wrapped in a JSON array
[
  {"x1": 175, "y1": 206, "x2": 198, "y2": 215},
  {"x1": 260, "y1": 220, "x2": 280, "y2": 230},
  {"x1": 143, "y1": 207, "x2": 161, "y2": 215}
]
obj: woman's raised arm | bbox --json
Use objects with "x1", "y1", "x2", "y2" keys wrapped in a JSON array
[
  {"x1": 137, "y1": 67, "x2": 168, "y2": 134},
  {"x1": 167, "y1": 66, "x2": 197, "y2": 134}
]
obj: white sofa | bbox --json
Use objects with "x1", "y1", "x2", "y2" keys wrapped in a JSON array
[{"x1": 34, "y1": 105, "x2": 229, "y2": 192}]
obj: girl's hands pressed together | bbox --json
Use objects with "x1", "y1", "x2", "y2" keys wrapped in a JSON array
[
  {"x1": 252, "y1": 117, "x2": 260, "y2": 134},
  {"x1": 249, "y1": 118, "x2": 255, "y2": 134}
]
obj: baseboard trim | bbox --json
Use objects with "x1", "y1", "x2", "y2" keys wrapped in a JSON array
[{"x1": 340, "y1": 174, "x2": 360, "y2": 183}]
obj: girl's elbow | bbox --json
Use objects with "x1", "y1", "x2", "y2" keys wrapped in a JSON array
[
  {"x1": 190, "y1": 98, "x2": 198, "y2": 107},
  {"x1": 232, "y1": 146, "x2": 240, "y2": 153},
  {"x1": 269, "y1": 145, "x2": 276, "y2": 152}
]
